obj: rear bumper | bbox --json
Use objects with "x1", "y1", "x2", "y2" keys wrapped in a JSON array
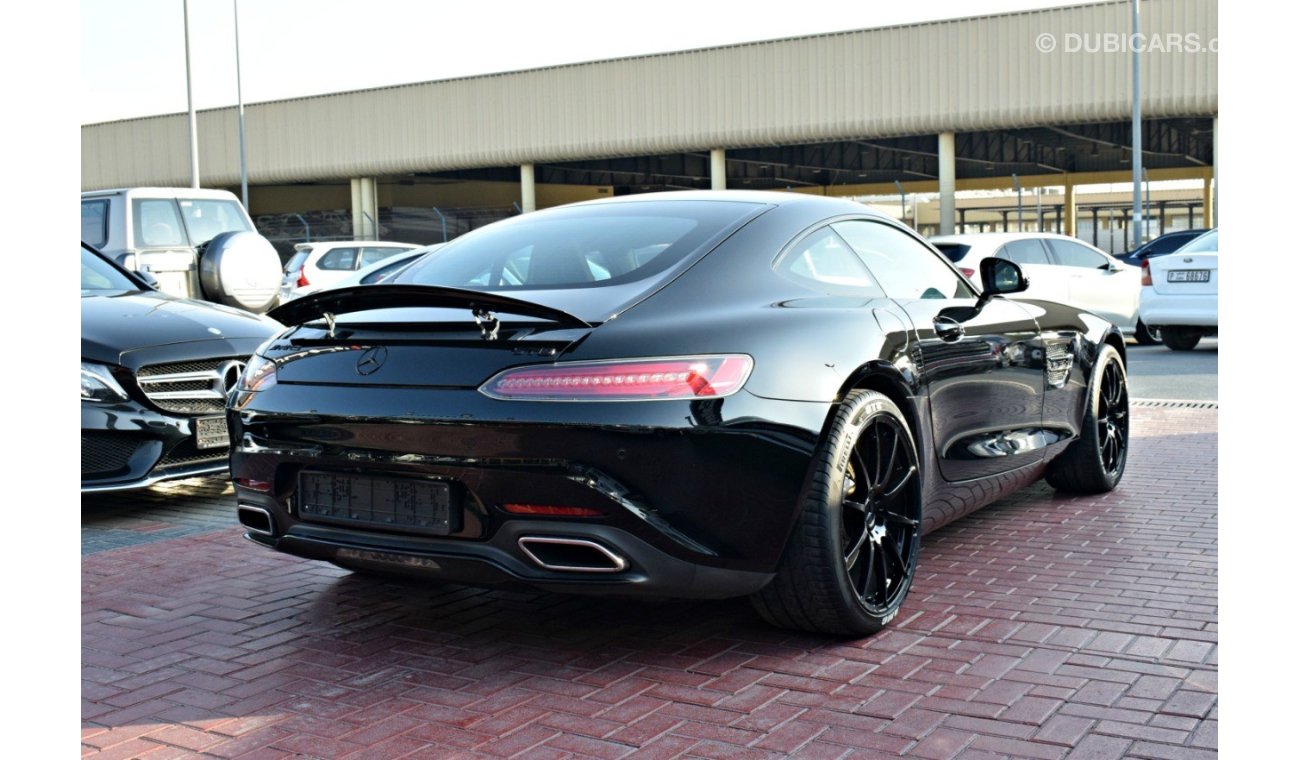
[
  {"x1": 1139, "y1": 291, "x2": 1218, "y2": 328},
  {"x1": 229, "y1": 387, "x2": 830, "y2": 596}
]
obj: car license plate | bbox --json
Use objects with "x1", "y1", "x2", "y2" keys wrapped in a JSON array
[
  {"x1": 195, "y1": 416, "x2": 229, "y2": 449},
  {"x1": 297, "y1": 472, "x2": 459, "y2": 535},
  {"x1": 1168, "y1": 270, "x2": 1210, "y2": 283}
]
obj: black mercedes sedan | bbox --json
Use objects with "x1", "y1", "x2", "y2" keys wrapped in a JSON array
[
  {"x1": 230, "y1": 191, "x2": 1129, "y2": 635},
  {"x1": 82, "y1": 243, "x2": 281, "y2": 492}
]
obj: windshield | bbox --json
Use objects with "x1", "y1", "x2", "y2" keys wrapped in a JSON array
[
  {"x1": 81, "y1": 246, "x2": 138, "y2": 292},
  {"x1": 178, "y1": 199, "x2": 253, "y2": 246},
  {"x1": 1177, "y1": 230, "x2": 1218, "y2": 255},
  {"x1": 395, "y1": 200, "x2": 767, "y2": 320}
]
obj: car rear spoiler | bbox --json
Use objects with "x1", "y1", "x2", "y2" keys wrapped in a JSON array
[{"x1": 268, "y1": 284, "x2": 592, "y2": 331}]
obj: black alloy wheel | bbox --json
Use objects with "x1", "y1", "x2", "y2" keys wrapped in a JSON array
[
  {"x1": 1046, "y1": 344, "x2": 1129, "y2": 493},
  {"x1": 753, "y1": 390, "x2": 922, "y2": 636}
]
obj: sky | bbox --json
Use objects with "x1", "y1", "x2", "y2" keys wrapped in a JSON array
[{"x1": 81, "y1": 0, "x2": 1084, "y2": 124}]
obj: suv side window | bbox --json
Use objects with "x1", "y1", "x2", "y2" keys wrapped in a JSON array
[
  {"x1": 358, "y1": 247, "x2": 404, "y2": 268},
  {"x1": 82, "y1": 200, "x2": 109, "y2": 248},
  {"x1": 774, "y1": 227, "x2": 885, "y2": 297},
  {"x1": 832, "y1": 220, "x2": 974, "y2": 299},
  {"x1": 1047, "y1": 239, "x2": 1109, "y2": 269},
  {"x1": 996, "y1": 239, "x2": 1051, "y2": 266},
  {"x1": 133, "y1": 199, "x2": 187, "y2": 248},
  {"x1": 318, "y1": 247, "x2": 359, "y2": 270}
]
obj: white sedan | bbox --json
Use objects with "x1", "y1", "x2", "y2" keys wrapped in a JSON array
[
  {"x1": 929, "y1": 232, "x2": 1151, "y2": 343},
  {"x1": 1138, "y1": 229, "x2": 1218, "y2": 350}
]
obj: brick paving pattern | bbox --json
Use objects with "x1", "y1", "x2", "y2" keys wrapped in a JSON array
[{"x1": 82, "y1": 406, "x2": 1216, "y2": 758}]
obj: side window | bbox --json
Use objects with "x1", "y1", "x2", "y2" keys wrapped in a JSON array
[
  {"x1": 775, "y1": 227, "x2": 884, "y2": 297},
  {"x1": 1047, "y1": 239, "x2": 1109, "y2": 269},
  {"x1": 997, "y1": 239, "x2": 1051, "y2": 266},
  {"x1": 358, "y1": 247, "x2": 404, "y2": 268},
  {"x1": 318, "y1": 247, "x2": 358, "y2": 271},
  {"x1": 81, "y1": 200, "x2": 109, "y2": 248},
  {"x1": 832, "y1": 221, "x2": 975, "y2": 300},
  {"x1": 133, "y1": 199, "x2": 186, "y2": 248}
]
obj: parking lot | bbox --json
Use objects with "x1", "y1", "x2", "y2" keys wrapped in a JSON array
[{"x1": 81, "y1": 346, "x2": 1217, "y2": 759}]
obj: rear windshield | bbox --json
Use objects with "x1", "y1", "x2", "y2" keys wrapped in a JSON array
[
  {"x1": 396, "y1": 200, "x2": 767, "y2": 319},
  {"x1": 1178, "y1": 230, "x2": 1218, "y2": 255},
  {"x1": 932, "y1": 243, "x2": 970, "y2": 263},
  {"x1": 178, "y1": 199, "x2": 253, "y2": 246},
  {"x1": 284, "y1": 251, "x2": 310, "y2": 273}
]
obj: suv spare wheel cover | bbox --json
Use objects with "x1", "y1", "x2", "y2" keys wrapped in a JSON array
[{"x1": 198, "y1": 231, "x2": 282, "y2": 312}]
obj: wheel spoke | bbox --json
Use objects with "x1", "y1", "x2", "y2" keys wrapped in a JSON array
[
  {"x1": 880, "y1": 465, "x2": 917, "y2": 501},
  {"x1": 872, "y1": 422, "x2": 884, "y2": 488},
  {"x1": 883, "y1": 511, "x2": 920, "y2": 528},
  {"x1": 857, "y1": 541, "x2": 877, "y2": 598},
  {"x1": 880, "y1": 425, "x2": 900, "y2": 488},
  {"x1": 844, "y1": 526, "x2": 870, "y2": 570},
  {"x1": 872, "y1": 538, "x2": 891, "y2": 600},
  {"x1": 885, "y1": 535, "x2": 908, "y2": 580},
  {"x1": 843, "y1": 498, "x2": 869, "y2": 515}
]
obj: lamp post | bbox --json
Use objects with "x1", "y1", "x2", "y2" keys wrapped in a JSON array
[
  {"x1": 1130, "y1": 0, "x2": 1143, "y2": 249},
  {"x1": 235, "y1": 0, "x2": 249, "y2": 208},
  {"x1": 184, "y1": 0, "x2": 199, "y2": 188}
]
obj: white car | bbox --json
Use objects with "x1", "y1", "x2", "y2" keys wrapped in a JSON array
[
  {"x1": 929, "y1": 232, "x2": 1151, "y2": 343},
  {"x1": 1138, "y1": 229, "x2": 1218, "y2": 350},
  {"x1": 325, "y1": 244, "x2": 445, "y2": 290},
  {"x1": 278, "y1": 240, "x2": 419, "y2": 303}
]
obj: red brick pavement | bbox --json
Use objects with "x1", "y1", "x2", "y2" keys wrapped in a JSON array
[{"x1": 82, "y1": 406, "x2": 1216, "y2": 758}]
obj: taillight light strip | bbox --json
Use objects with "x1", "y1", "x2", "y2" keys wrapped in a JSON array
[{"x1": 479, "y1": 355, "x2": 754, "y2": 401}]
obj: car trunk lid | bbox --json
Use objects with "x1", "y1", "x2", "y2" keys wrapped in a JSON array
[{"x1": 1148, "y1": 252, "x2": 1218, "y2": 295}]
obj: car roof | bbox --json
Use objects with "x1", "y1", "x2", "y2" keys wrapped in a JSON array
[
  {"x1": 81, "y1": 187, "x2": 243, "y2": 201},
  {"x1": 928, "y1": 231, "x2": 1082, "y2": 244},
  {"x1": 565, "y1": 189, "x2": 897, "y2": 220}
]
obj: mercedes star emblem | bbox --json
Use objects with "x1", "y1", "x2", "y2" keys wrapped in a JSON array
[
  {"x1": 356, "y1": 346, "x2": 388, "y2": 376},
  {"x1": 220, "y1": 360, "x2": 247, "y2": 393}
]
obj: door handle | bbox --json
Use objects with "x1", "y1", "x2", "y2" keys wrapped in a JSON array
[{"x1": 934, "y1": 316, "x2": 965, "y2": 342}]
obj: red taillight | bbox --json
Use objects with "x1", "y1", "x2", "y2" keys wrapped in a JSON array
[
  {"x1": 1140, "y1": 261, "x2": 1152, "y2": 286},
  {"x1": 502, "y1": 504, "x2": 604, "y2": 517},
  {"x1": 481, "y1": 355, "x2": 753, "y2": 401},
  {"x1": 234, "y1": 477, "x2": 272, "y2": 492},
  {"x1": 959, "y1": 267, "x2": 976, "y2": 279},
  {"x1": 296, "y1": 270, "x2": 310, "y2": 288}
]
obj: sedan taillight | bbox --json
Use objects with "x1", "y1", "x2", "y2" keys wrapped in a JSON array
[
  {"x1": 480, "y1": 356, "x2": 753, "y2": 401},
  {"x1": 1140, "y1": 260, "x2": 1152, "y2": 286}
]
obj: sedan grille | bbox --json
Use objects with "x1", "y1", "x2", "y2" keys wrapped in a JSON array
[
  {"x1": 82, "y1": 433, "x2": 143, "y2": 477},
  {"x1": 137, "y1": 358, "x2": 249, "y2": 415}
]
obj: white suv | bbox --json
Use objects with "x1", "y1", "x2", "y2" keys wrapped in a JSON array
[{"x1": 279, "y1": 241, "x2": 419, "y2": 303}]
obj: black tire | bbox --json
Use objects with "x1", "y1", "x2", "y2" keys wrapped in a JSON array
[
  {"x1": 1045, "y1": 344, "x2": 1128, "y2": 494},
  {"x1": 1135, "y1": 320, "x2": 1160, "y2": 346},
  {"x1": 752, "y1": 390, "x2": 922, "y2": 636},
  {"x1": 1162, "y1": 326, "x2": 1201, "y2": 351}
]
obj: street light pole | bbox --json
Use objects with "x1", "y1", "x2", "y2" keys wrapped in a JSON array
[
  {"x1": 1130, "y1": 0, "x2": 1143, "y2": 248},
  {"x1": 234, "y1": 0, "x2": 249, "y2": 208},
  {"x1": 184, "y1": 0, "x2": 200, "y2": 188}
]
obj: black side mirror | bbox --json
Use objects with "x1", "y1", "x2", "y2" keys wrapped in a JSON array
[{"x1": 979, "y1": 258, "x2": 1029, "y2": 299}]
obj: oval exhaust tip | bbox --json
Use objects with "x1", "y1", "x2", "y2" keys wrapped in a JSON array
[{"x1": 517, "y1": 536, "x2": 628, "y2": 573}]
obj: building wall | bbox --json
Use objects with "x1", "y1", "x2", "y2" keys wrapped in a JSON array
[{"x1": 82, "y1": 0, "x2": 1217, "y2": 190}]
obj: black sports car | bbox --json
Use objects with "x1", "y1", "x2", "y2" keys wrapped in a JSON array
[
  {"x1": 82, "y1": 243, "x2": 281, "y2": 492},
  {"x1": 230, "y1": 191, "x2": 1128, "y2": 635}
]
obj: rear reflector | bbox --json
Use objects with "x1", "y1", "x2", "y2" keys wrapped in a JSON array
[
  {"x1": 480, "y1": 355, "x2": 753, "y2": 401},
  {"x1": 235, "y1": 477, "x2": 273, "y2": 492},
  {"x1": 502, "y1": 504, "x2": 604, "y2": 517}
]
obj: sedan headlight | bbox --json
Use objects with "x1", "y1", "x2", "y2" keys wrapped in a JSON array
[{"x1": 81, "y1": 362, "x2": 129, "y2": 403}]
